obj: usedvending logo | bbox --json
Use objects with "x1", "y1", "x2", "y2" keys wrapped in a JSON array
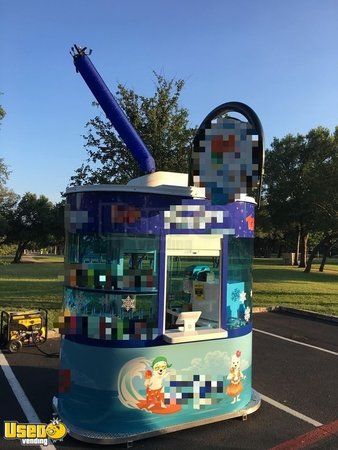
[{"x1": 4, "y1": 418, "x2": 67, "y2": 446}]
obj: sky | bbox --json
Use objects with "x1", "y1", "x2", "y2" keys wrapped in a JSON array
[{"x1": 0, "y1": 0, "x2": 337, "y2": 202}]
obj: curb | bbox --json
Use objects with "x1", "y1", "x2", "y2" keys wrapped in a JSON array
[
  {"x1": 252, "y1": 307, "x2": 269, "y2": 313},
  {"x1": 271, "y1": 419, "x2": 338, "y2": 450},
  {"x1": 257, "y1": 305, "x2": 338, "y2": 324},
  {"x1": 47, "y1": 330, "x2": 61, "y2": 339}
]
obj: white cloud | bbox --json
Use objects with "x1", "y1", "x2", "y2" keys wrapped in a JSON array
[{"x1": 181, "y1": 350, "x2": 249, "y2": 375}]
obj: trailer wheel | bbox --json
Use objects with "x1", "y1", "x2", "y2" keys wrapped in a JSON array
[{"x1": 8, "y1": 339, "x2": 22, "y2": 353}]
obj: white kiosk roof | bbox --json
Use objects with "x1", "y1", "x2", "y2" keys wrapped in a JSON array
[
  {"x1": 66, "y1": 171, "x2": 205, "y2": 198},
  {"x1": 66, "y1": 171, "x2": 256, "y2": 203}
]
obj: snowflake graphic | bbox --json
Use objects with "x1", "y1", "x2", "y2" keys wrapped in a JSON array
[
  {"x1": 122, "y1": 296, "x2": 136, "y2": 312},
  {"x1": 51, "y1": 418, "x2": 62, "y2": 425},
  {"x1": 244, "y1": 307, "x2": 251, "y2": 322},
  {"x1": 239, "y1": 291, "x2": 247, "y2": 304}
]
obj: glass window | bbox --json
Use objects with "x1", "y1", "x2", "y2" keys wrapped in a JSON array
[
  {"x1": 65, "y1": 233, "x2": 158, "y2": 293},
  {"x1": 61, "y1": 233, "x2": 160, "y2": 341},
  {"x1": 166, "y1": 255, "x2": 220, "y2": 331},
  {"x1": 61, "y1": 288, "x2": 158, "y2": 340},
  {"x1": 226, "y1": 237, "x2": 253, "y2": 329}
]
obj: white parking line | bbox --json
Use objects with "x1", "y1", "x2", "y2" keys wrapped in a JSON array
[
  {"x1": 253, "y1": 328, "x2": 338, "y2": 356},
  {"x1": 259, "y1": 393, "x2": 323, "y2": 427},
  {"x1": 0, "y1": 350, "x2": 57, "y2": 450}
]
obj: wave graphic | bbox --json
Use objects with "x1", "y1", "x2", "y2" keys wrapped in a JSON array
[{"x1": 117, "y1": 357, "x2": 150, "y2": 409}]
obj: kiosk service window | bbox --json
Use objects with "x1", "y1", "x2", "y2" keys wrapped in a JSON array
[{"x1": 164, "y1": 234, "x2": 227, "y2": 343}]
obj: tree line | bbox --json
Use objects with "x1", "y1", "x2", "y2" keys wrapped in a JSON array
[
  {"x1": 256, "y1": 127, "x2": 337, "y2": 272},
  {"x1": 1, "y1": 75, "x2": 337, "y2": 270},
  {"x1": 0, "y1": 175, "x2": 64, "y2": 263}
]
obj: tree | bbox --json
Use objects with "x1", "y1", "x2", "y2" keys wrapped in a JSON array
[
  {"x1": 264, "y1": 133, "x2": 308, "y2": 266},
  {"x1": 0, "y1": 105, "x2": 5, "y2": 122},
  {"x1": 304, "y1": 127, "x2": 338, "y2": 272},
  {"x1": 48, "y1": 200, "x2": 65, "y2": 254},
  {"x1": 70, "y1": 72, "x2": 196, "y2": 186},
  {"x1": 4, "y1": 193, "x2": 56, "y2": 263},
  {"x1": 0, "y1": 158, "x2": 19, "y2": 239},
  {"x1": 0, "y1": 104, "x2": 20, "y2": 240},
  {"x1": 254, "y1": 201, "x2": 284, "y2": 257},
  {"x1": 305, "y1": 232, "x2": 338, "y2": 273},
  {"x1": 264, "y1": 126, "x2": 337, "y2": 271}
]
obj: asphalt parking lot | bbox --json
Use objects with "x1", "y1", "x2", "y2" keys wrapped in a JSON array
[{"x1": 1, "y1": 311, "x2": 337, "y2": 449}]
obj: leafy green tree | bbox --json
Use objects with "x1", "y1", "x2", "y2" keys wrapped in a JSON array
[
  {"x1": 48, "y1": 200, "x2": 65, "y2": 253},
  {"x1": 0, "y1": 104, "x2": 20, "y2": 240},
  {"x1": 0, "y1": 105, "x2": 5, "y2": 122},
  {"x1": 0, "y1": 158, "x2": 19, "y2": 238},
  {"x1": 254, "y1": 201, "x2": 283, "y2": 257},
  {"x1": 304, "y1": 127, "x2": 338, "y2": 272},
  {"x1": 264, "y1": 126, "x2": 337, "y2": 271},
  {"x1": 265, "y1": 134, "x2": 307, "y2": 265},
  {"x1": 0, "y1": 158, "x2": 19, "y2": 221},
  {"x1": 70, "y1": 72, "x2": 195, "y2": 186},
  {"x1": 4, "y1": 193, "x2": 56, "y2": 263}
]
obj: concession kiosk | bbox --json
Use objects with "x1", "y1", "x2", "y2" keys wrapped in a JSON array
[{"x1": 53, "y1": 45, "x2": 265, "y2": 444}]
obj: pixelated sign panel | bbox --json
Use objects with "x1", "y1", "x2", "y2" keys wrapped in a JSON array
[{"x1": 192, "y1": 117, "x2": 260, "y2": 204}]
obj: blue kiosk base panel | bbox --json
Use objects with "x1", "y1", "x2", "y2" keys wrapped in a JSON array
[
  {"x1": 53, "y1": 333, "x2": 259, "y2": 445},
  {"x1": 53, "y1": 390, "x2": 260, "y2": 445}
]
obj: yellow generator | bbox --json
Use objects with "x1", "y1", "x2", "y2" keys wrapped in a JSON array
[{"x1": 0, "y1": 309, "x2": 47, "y2": 353}]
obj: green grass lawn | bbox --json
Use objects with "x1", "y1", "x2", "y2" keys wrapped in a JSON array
[
  {"x1": 253, "y1": 258, "x2": 338, "y2": 315},
  {"x1": 0, "y1": 256, "x2": 337, "y2": 328},
  {"x1": 0, "y1": 255, "x2": 64, "y2": 327}
]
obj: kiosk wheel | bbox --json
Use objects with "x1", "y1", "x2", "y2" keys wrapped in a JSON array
[{"x1": 8, "y1": 339, "x2": 22, "y2": 353}]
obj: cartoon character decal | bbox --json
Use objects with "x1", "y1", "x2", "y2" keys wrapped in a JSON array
[
  {"x1": 118, "y1": 350, "x2": 248, "y2": 414},
  {"x1": 226, "y1": 350, "x2": 246, "y2": 404},
  {"x1": 137, "y1": 357, "x2": 181, "y2": 414}
]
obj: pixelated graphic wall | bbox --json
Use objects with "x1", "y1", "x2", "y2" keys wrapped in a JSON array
[
  {"x1": 111, "y1": 204, "x2": 141, "y2": 224},
  {"x1": 164, "y1": 204, "x2": 233, "y2": 233},
  {"x1": 65, "y1": 263, "x2": 155, "y2": 291},
  {"x1": 164, "y1": 374, "x2": 228, "y2": 409},
  {"x1": 65, "y1": 192, "x2": 255, "y2": 237},
  {"x1": 162, "y1": 200, "x2": 255, "y2": 237},
  {"x1": 192, "y1": 117, "x2": 260, "y2": 204},
  {"x1": 57, "y1": 315, "x2": 159, "y2": 340}
]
